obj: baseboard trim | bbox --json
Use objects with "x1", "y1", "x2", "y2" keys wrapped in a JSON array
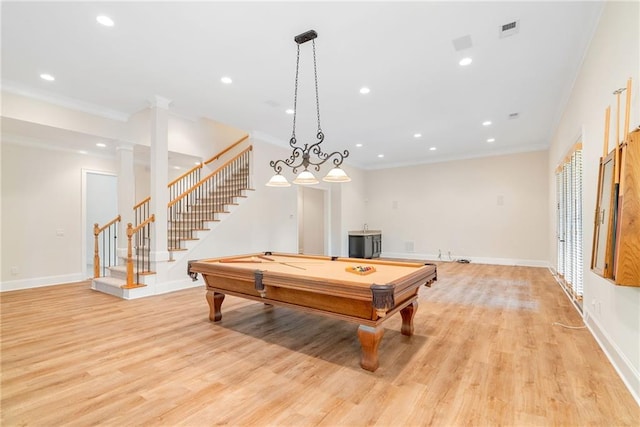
[
  {"x1": 1, "y1": 273, "x2": 88, "y2": 292},
  {"x1": 548, "y1": 268, "x2": 640, "y2": 405},
  {"x1": 380, "y1": 252, "x2": 550, "y2": 268},
  {"x1": 584, "y1": 308, "x2": 640, "y2": 406}
]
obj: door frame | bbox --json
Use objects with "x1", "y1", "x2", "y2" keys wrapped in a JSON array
[
  {"x1": 297, "y1": 186, "x2": 330, "y2": 256},
  {"x1": 81, "y1": 168, "x2": 118, "y2": 279}
]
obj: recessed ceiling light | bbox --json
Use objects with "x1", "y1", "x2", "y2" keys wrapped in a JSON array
[
  {"x1": 360, "y1": 87, "x2": 370, "y2": 94},
  {"x1": 96, "y1": 143, "x2": 106, "y2": 148},
  {"x1": 285, "y1": 109, "x2": 294, "y2": 114},
  {"x1": 221, "y1": 76, "x2": 233, "y2": 84},
  {"x1": 40, "y1": 73, "x2": 55, "y2": 81},
  {"x1": 414, "y1": 133, "x2": 422, "y2": 138},
  {"x1": 482, "y1": 120, "x2": 492, "y2": 126},
  {"x1": 459, "y1": 57, "x2": 473, "y2": 66},
  {"x1": 173, "y1": 166, "x2": 181, "y2": 170},
  {"x1": 195, "y1": 161, "x2": 202, "y2": 165},
  {"x1": 96, "y1": 15, "x2": 114, "y2": 27},
  {"x1": 377, "y1": 154, "x2": 384, "y2": 158},
  {"x1": 429, "y1": 147, "x2": 437, "y2": 151},
  {"x1": 487, "y1": 138, "x2": 495, "y2": 143},
  {"x1": 78, "y1": 150, "x2": 88, "y2": 155},
  {"x1": 355, "y1": 143, "x2": 363, "y2": 147}
]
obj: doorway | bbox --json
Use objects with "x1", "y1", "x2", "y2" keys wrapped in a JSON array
[
  {"x1": 298, "y1": 187, "x2": 326, "y2": 255},
  {"x1": 83, "y1": 170, "x2": 118, "y2": 277}
]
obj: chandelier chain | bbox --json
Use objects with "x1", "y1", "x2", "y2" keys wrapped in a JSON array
[
  {"x1": 291, "y1": 44, "x2": 301, "y2": 139},
  {"x1": 312, "y1": 40, "x2": 322, "y2": 133}
]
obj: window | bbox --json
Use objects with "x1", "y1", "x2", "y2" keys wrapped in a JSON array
[{"x1": 556, "y1": 143, "x2": 583, "y2": 304}]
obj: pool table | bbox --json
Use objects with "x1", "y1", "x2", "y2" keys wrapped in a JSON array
[{"x1": 187, "y1": 252, "x2": 437, "y2": 371}]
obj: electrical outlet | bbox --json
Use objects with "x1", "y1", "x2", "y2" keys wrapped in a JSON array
[{"x1": 11, "y1": 266, "x2": 18, "y2": 275}]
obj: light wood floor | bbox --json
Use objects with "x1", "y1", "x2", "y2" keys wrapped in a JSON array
[{"x1": 1, "y1": 262, "x2": 638, "y2": 426}]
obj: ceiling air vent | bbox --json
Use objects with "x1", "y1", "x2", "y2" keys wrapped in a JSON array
[
  {"x1": 508, "y1": 112, "x2": 520, "y2": 120},
  {"x1": 452, "y1": 34, "x2": 473, "y2": 51},
  {"x1": 499, "y1": 20, "x2": 520, "y2": 38}
]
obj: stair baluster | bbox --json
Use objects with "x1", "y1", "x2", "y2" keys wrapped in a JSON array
[
  {"x1": 93, "y1": 215, "x2": 121, "y2": 278},
  {"x1": 122, "y1": 214, "x2": 155, "y2": 289}
]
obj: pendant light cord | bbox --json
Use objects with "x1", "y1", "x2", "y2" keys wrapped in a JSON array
[
  {"x1": 312, "y1": 40, "x2": 322, "y2": 134},
  {"x1": 291, "y1": 40, "x2": 323, "y2": 140},
  {"x1": 291, "y1": 44, "x2": 300, "y2": 140}
]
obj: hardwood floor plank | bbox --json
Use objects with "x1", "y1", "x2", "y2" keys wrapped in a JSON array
[{"x1": 1, "y1": 264, "x2": 638, "y2": 426}]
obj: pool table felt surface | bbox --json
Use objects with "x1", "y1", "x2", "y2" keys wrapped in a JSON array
[{"x1": 191, "y1": 253, "x2": 433, "y2": 296}]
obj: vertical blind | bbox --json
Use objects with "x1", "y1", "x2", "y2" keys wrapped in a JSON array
[{"x1": 556, "y1": 146, "x2": 583, "y2": 299}]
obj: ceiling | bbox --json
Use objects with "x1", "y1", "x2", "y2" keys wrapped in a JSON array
[{"x1": 1, "y1": 1, "x2": 604, "y2": 170}]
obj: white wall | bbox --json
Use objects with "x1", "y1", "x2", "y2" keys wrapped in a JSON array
[
  {"x1": 168, "y1": 116, "x2": 247, "y2": 160},
  {"x1": 364, "y1": 150, "x2": 549, "y2": 265},
  {"x1": 339, "y1": 165, "x2": 368, "y2": 257},
  {"x1": 547, "y1": 0, "x2": 640, "y2": 402},
  {"x1": 1, "y1": 142, "x2": 116, "y2": 288}
]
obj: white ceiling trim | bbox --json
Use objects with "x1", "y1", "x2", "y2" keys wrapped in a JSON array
[{"x1": 2, "y1": 80, "x2": 130, "y2": 123}]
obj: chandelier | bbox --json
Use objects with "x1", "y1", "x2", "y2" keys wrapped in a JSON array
[{"x1": 266, "y1": 30, "x2": 350, "y2": 187}]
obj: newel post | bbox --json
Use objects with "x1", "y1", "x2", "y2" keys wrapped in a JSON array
[
  {"x1": 126, "y1": 223, "x2": 134, "y2": 286},
  {"x1": 93, "y1": 223, "x2": 100, "y2": 278}
]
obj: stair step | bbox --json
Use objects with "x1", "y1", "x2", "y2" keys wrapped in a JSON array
[
  {"x1": 93, "y1": 276, "x2": 125, "y2": 287},
  {"x1": 171, "y1": 237, "x2": 199, "y2": 242},
  {"x1": 92, "y1": 276, "x2": 154, "y2": 299},
  {"x1": 178, "y1": 212, "x2": 226, "y2": 218},
  {"x1": 191, "y1": 201, "x2": 230, "y2": 206},
  {"x1": 107, "y1": 265, "x2": 155, "y2": 280},
  {"x1": 200, "y1": 194, "x2": 246, "y2": 200},
  {"x1": 174, "y1": 219, "x2": 219, "y2": 225}
]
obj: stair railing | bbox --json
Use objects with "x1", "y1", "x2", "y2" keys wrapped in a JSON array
[
  {"x1": 203, "y1": 134, "x2": 249, "y2": 166},
  {"x1": 122, "y1": 214, "x2": 155, "y2": 289},
  {"x1": 167, "y1": 145, "x2": 253, "y2": 251},
  {"x1": 93, "y1": 215, "x2": 121, "y2": 278},
  {"x1": 134, "y1": 196, "x2": 151, "y2": 228},
  {"x1": 167, "y1": 134, "x2": 249, "y2": 203}
]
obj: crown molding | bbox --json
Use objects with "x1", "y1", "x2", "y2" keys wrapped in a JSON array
[
  {"x1": 1, "y1": 80, "x2": 130, "y2": 122},
  {"x1": 148, "y1": 95, "x2": 172, "y2": 110},
  {"x1": 361, "y1": 144, "x2": 549, "y2": 171}
]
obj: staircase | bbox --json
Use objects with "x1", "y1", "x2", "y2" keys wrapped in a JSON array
[
  {"x1": 91, "y1": 140, "x2": 253, "y2": 299},
  {"x1": 168, "y1": 162, "x2": 251, "y2": 252}
]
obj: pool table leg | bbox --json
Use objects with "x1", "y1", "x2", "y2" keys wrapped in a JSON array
[
  {"x1": 400, "y1": 300, "x2": 418, "y2": 336},
  {"x1": 206, "y1": 290, "x2": 225, "y2": 322},
  {"x1": 357, "y1": 325, "x2": 385, "y2": 372}
]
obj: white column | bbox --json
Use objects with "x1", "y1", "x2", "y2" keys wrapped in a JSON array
[
  {"x1": 116, "y1": 142, "x2": 135, "y2": 258},
  {"x1": 148, "y1": 95, "x2": 171, "y2": 262}
]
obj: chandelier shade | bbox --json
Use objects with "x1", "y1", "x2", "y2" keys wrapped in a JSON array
[
  {"x1": 266, "y1": 173, "x2": 291, "y2": 187},
  {"x1": 323, "y1": 167, "x2": 352, "y2": 183},
  {"x1": 266, "y1": 30, "x2": 350, "y2": 187},
  {"x1": 293, "y1": 170, "x2": 320, "y2": 185}
]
